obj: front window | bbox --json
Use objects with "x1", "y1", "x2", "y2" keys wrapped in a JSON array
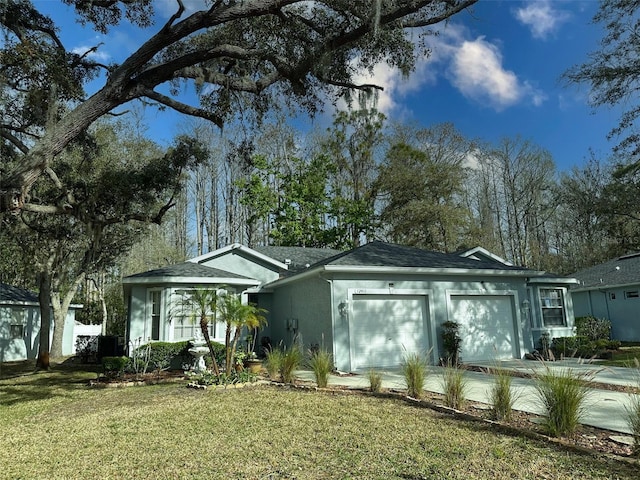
[
  {"x1": 539, "y1": 288, "x2": 566, "y2": 326},
  {"x1": 172, "y1": 289, "x2": 219, "y2": 341},
  {"x1": 150, "y1": 290, "x2": 161, "y2": 341},
  {"x1": 10, "y1": 324, "x2": 24, "y2": 339}
]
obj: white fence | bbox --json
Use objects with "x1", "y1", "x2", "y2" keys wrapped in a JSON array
[{"x1": 72, "y1": 323, "x2": 102, "y2": 353}]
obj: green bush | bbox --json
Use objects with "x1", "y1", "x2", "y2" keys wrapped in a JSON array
[
  {"x1": 552, "y1": 336, "x2": 619, "y2": 359},
  {"x1": 308, "y1": 348, "x2": 333, "y2": 388},
  {"x1": 441, "y1": 321, "x2": 461, "y2": 365},
  {"x1": 442, "y1": 362, "x2": 467, "y2": 410},
  {"x1": 280, "y1": 344, "x2": 302, "y2": 384},
  {"x1": 534, "y1": 365, "x2": 592, "y2": 437},
  {"x1": 203, "y1": 341, "x2": 226, "y2": 370},
  {"x1": 367, "y1": 369, "x2": 382, "y2": 393},
  {"x1": 402, "y1": 352, "x2": 427, "y2": 399},
  {"x1": 102, "y1": 356, "x2": 130, "y2": 378},
  {"x1": 136, "y1": 340, "x2": 225, "y2": 372},
  {"x1": 575, "y1": 316, "x2": 611, "y2": 342}
]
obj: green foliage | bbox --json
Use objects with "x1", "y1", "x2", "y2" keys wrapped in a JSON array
[
  {"x1": 534, "y1": 365, "x2": 592, "y2": 437},
  {"x1": 575, "y1": 316, "x2": 612, "y2": 342},
  {"x1": 264, "y1": 347, "x2": 284, "y2": 381},
  {"x1": 142, "y1": 341, "x2": 190, "y2": 371},
  {"x1": 192, "y1": 370, "x2": 257, "y2": 386},
  {"x1": 441, "y1": 321, "x2": 462, "y2": 365},
  {"x1": 367, "y1": 370, "x2": 383, "y2": 393},
  {"x1": 624, "y1": 359, "x2": 640, "y2": 455},
  {"x1": 102, "y1": 356, "x2": 129, "y2": 379},
  {"x1": 280, "y1": 343, "x2": 303, "y2": 384},
  {"x1": 552, "y1": 335, "x2": 619, "y2": 359},
  {"x1": 308, "y1": 348, "x2": 333, "y2": 388},
  {"x1": 488, "y1": 368, "x2": 517, "y2": 421},
  {"x1": 402, "y1": 352, "x2": 427, "y2": 399},
  {"x1": 75, "y1": 301, "x2": 102, "y2": 325},
  {"x1": 442, "y1": 363, "x2": 468, "y2": 410},
  {"x1": 377, "y1": 124, "x2": 474, "y2": 251}
]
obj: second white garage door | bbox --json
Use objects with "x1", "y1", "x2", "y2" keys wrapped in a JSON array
[
  {"x1": 450, "y1": 295, "x2": 518, "y2": 362},
  {"x1": 350, "y1": 294, "x2": 428, "y2": 370}
]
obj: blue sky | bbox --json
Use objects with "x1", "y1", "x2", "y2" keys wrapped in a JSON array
[{"x1": 37, "y1": 0, "x2": 617, "y2": 172}]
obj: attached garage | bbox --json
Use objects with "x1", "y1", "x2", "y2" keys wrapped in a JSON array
[
  {"x1": 349, "y1": 294, "x2": 430, "y2": 370},
  {"x1": 449, "y1": 294, "x2": 520, "y2": 362}
]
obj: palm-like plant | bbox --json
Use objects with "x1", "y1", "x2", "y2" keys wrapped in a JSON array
[
  {"x1": 177, "y1": 288, "x2": 223, "y2": 376},
  {"x1": 218, "y1": 293, "x2": 267, "y2": 371}
]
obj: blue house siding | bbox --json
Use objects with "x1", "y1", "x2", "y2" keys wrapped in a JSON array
[{"x1": 571, "y1": 287, "x2": 640, "y2": 341}]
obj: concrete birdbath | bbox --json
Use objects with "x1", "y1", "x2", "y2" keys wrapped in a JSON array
[{"x1": 188, "y1": 330, "x2": 209, "y2": 373}]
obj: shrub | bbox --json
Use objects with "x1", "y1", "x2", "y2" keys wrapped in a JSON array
[
  {"x1": 488, "y1": 367, "x2": 517, "y2": 421},
  {"x1": 280, "y1": 343, "x2": 302, "y2": 384},
  {"x1": 308, "y1": 348, "x2": 333, "y2": 388},
  {"x1": 367, "y1": 370, "x2": 382, "y2": 393},
  {"x1": 442, "y1": 362, "x2": 467, "y2": 410},
  {"x1": 193, "y1": 370, "x2": 257, "y2": 386},
  {"x1": 144, "y1": 341, "x2": 190, "y2": 371},
  {"x1": 534, "y1": 365, "x2": 592, "y2": 436},
  {"x1": 551, "y1": 336, "x2": 581, "y2": 358},
  {"x1": 402, "y1": 352, "x2": 427, "y2": 399},
  {"x1": 102, "y1": 356, "x2": 129, "y2": 379},
  {"x1": 264, "y1": 347, "x2": 284, "y2": 381},
  {"x1": 575, "y1": 316, "x2": 611, "y2": 342},
  {"x1": 441, "y1": 321, "x2": 461, "y2": 365}
]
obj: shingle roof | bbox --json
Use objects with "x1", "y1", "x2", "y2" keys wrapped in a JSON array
[
  {"x1": 571, "y1": 253, "x2": 640, "y2": 289},
  {"x1": 253, "y1": 246, "x2": 342, "y2": 273},
  {"x1": 0, "y1": 283, "x2": 38, "y2": 303},
  {"x1": 310, "y1": 241, "x2": 530, "y2": 271},
  {"x1": 124, "y1": 262, "x2": 254, "y2": 280}
]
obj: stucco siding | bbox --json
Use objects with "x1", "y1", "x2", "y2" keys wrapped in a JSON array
[
  {"x1": 199, "y1": 251, "x2": 281, "y2": 284},
  {"x1": 268, "y1": 275, "x2": 332, "y2": 355}
]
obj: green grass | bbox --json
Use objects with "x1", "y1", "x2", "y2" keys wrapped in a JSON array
[
  {"x1": 600, "y1": 346, "x2": 640, "y2": 367},
  {"x1": 0, "y1": 364, "x2": 637, "y2": 479}
]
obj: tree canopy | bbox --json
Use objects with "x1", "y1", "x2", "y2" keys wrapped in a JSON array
[{"x1": 0, "y1": 0, "x2": 476, "y2": 214}]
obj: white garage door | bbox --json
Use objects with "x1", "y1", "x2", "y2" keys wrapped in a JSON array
[
  {"x1": 350, "y1": 294, "x2": 428, "y2": 370},
  {"x1": 450, "y1": 295, "x2": 518, "y2": 362}
]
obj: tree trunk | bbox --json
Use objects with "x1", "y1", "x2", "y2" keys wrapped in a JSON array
[
  {"x1": 50, "y1": 273, "x2": 85, "y2": 358},
  {"x1": 36, "y1": 271, "x2": 51, "y2": 370},
  {"x1": 199, "y1": 317, "x2": 220, "y2": 376}
]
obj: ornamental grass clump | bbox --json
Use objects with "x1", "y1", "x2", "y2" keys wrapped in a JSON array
[
  {"x1": 367, "y1": 369, "x2": 382, "y2": 393},
  {"x1": 308, "y1": 348, "x2": 333, "y2": 388},
  {"x1": 402, "y1": 352, "x2": 428, "y2": 399},
  {"x1": 624, "y1": 359, "x2": 640, "y2": 455},
  {"x1": 534, "y1": 365, "x2": 592, "y2": 437},
  {"x1": 488, "y1": 367, "x2": 518, "y2": 421},
  {"x1": 280, "y1": 343, "x2": 303, "y2": 384},
  {"x1": 264, "y1": 347, "x2": 283, "y2": 381},
  {"x1": 442, "y1": 362, "x2": 468, "y2": 410}
]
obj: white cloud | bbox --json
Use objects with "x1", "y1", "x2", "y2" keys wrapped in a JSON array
[
  {"x1": 71, "y1": 43, "x2": 110, "y2": 62},
  {"x1": 450, "y1": 37, "x2": 521, "y2": 109},
  {"x1": 514, "y1": 0, "x2": 570, "y2": 40},
  {"x1": 330, "y1": 21, "x2": 547, "y2": 117}
]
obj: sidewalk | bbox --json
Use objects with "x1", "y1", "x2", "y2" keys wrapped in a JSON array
[{"x1": 295, "y1": 359, "x2": 639, "y2": 435}]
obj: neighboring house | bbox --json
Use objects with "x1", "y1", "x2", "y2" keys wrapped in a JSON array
[
  {"x1": 0, "y1": 283, "x2": 81, "y2": 362},
  {"x1": 570, "y1": 253, "x2": 640, "y2": 341},
  {"x1": 123, "y1": 241, "x2": 578, "y2": 371}
]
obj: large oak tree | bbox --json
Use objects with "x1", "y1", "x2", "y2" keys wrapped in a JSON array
[{"x1": 0, "y1": 0, "x2": 476, "y2": 215}]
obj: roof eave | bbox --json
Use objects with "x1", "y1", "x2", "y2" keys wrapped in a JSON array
[
  {"x1": 122, "y1": 276, "x2": 260, "y2": 286},
  {"x1": 188, "y1": 243, "x2": 289, "y2": 270}
]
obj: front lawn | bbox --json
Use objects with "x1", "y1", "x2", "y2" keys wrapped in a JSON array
[
  {"x1": 600, "y1": 345, "x2": 640, "y2": 368},
  {"x1": 0, "y1": 366, "x2": 636, "y2": 479}
]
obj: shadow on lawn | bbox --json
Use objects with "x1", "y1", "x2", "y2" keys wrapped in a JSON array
[{"x1": 0, "y1": 359, "x2": 100, "y2": 406}]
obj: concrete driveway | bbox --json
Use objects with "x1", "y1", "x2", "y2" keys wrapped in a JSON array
[{"x1": 296, "y1": 359, "x2": 639, "y2": 435}]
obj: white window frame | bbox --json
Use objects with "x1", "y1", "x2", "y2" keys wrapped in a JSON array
[
  {"x1": 539, "y1": 287, "x2": 567, "y2": 327},
  {"x1": 148, "y1": 289, "x2": 163, "y2": 341}
]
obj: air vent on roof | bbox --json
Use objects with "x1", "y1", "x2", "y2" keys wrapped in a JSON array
[{"x1": 284, "y1": 259, "x2": 291, "y2": 265}]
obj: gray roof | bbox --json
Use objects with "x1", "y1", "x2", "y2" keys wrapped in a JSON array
[
  {"x1": 571, "y1": 253, "x2": 640, "y2": 289},
  {"x1": 124, "y1": 262, "x2": 254, "y2": 281},
  {"x1": 0, "y1": 283, "x2": 38, "y2": 303},
  {"x1": 253, "y1": 246, "x2": 343, "y2": 273},
  {"x1": 310, "y1": 241, "x2": 531, "y2": 271}
]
